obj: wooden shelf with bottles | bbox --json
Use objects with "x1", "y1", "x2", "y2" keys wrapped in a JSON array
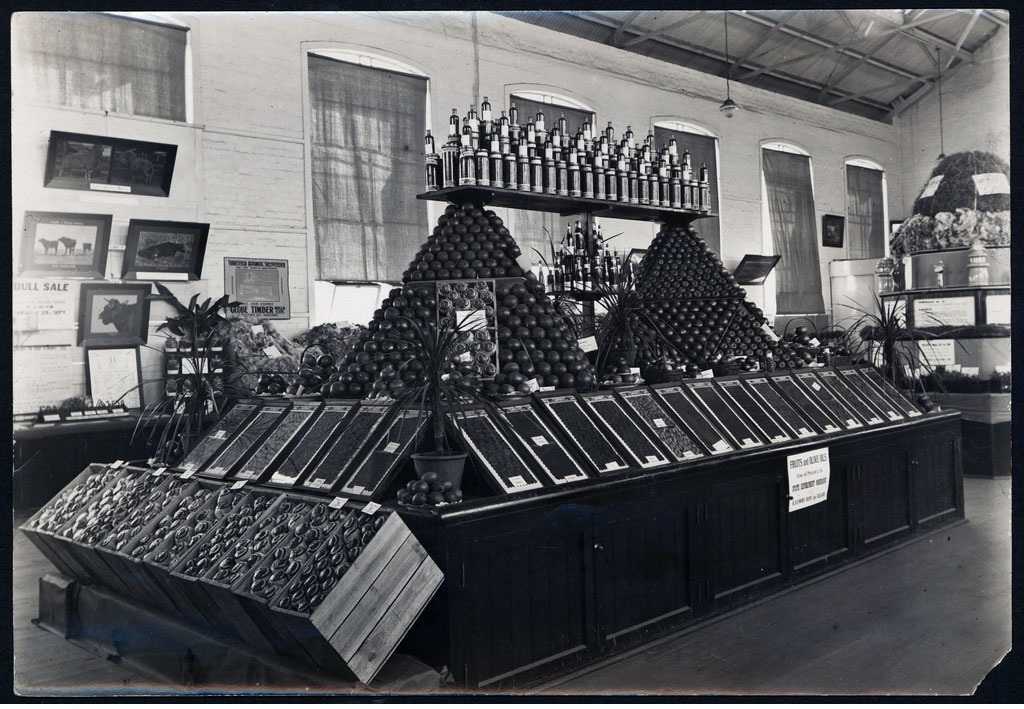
[{"x1": 417, "y1": 185, "x2": 716, "y2": 224}]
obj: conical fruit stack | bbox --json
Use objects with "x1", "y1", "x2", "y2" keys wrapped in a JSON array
[
  {"x1": 633, "y1": 223, "x2": 801, "y2": 370},
  {"x1": 330, "y1": 202, "x2": 596, "y2": 399}
]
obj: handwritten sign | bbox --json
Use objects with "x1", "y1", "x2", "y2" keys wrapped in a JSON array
[
  {"x1": 787, "y1": 447, "x2": 830, "y2": 512},
  {"x1": 13, "y1": 346, "x2": 77, "y2": 414}
]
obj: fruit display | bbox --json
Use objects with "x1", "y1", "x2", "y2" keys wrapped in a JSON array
[
  {"x1": 286, "y1": 350, "x2": 338, "y2": 397},
  {"x1": 203, "y1": 404, "x2": 292, "y2": 477},
  {"x1": 538, "y1": 394, "x2": 629, "y2": 475},
  {"x1": 767, "y1": 374, "x2": 842, "y2": 434},
  {"x1": 99, "y1": 476, "x2": 193, "y2": 552},
  {"x1": 267, "y1": 403, "x2": 356, "y2": 487},
  {"x1": 792, "y1": 372, "x2": 862, "y2": 429},
  {"x1": 397, "y1": 472, "x2": 463, "y2": 507},
  {"x1": 453, "y1": 408, "x2": 545, "y2": 493},
  {"x1": 337, "y1": 410, "x2": 426, "y2": 498},
  {"x1": 715, "y1": 379, "x2": 792, "y2": 443},
  {"x1": 683, "y1": 381, "x2": 765, "y2": 448},
  {"x1": 178, "y1": 401, "x2": 261, "y2": 472},
  {"x1": 579, "y1": 392, "x2": 668, "y2": 468},
  {"x1": 740, "y1": 377, "x2": 817, "y2": 438},
  {"x1": 27, "y1": 465, "x2": 122, "y2": 534},
  {"x1": 235, "y1": 402, "x2": 322, "y2": 481},
  {"x1": 300, "y1": 403, "x2": 391, "y2": 490},
  {"x1": 653, "y1": 385, "x2": 735, "y2": 454},
  {"x1": 205, "y1": 498, "x2": 313, "y2": 587},
  {"x1": 814, "y1": 370, "x2": 884, "y2": 424},
  {"x1": 256, "y1": 372, "x2": 289, "y2": 395},
  {"x1": 133, "y1": 486, "x2": 216, "y2": 561},
  {"x1": 616, "y1": 388, "x2": 704, "y2": 461},
  {"x1": 497, "y1": 402, "x2": 590, "y2": 484},
  {"x1": 177, "y1": 490, "x2": 276, "y2": 579},
  {"x1": 62, "y1": 469, "x2": 152, "y2": 544}
]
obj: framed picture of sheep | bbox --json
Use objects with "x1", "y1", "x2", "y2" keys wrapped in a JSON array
[
  {"x1": 77, "y1": 282, "x2": 152, "y2": 347},
  {"x1": 43, "y1": 130, "x2": 177, "y2": 197},
  {"x1": 19, "y1": 211, "x2": 112, "y2": 278},
  {"x1": 122, "y1": 219, "x2": 210, "y2": 281}
]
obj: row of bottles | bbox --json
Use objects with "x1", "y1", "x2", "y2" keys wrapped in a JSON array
[
  {"x1": 529, "y1": 219, "x2": 636, "y2": 292},
  {"x1": 424, "y1": 98, "x2": 712, "y2": 212}
]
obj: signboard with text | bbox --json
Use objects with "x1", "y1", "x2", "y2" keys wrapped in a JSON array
[
  {"x1": 787, "y1": 447, "x2": 831, "y2": 512},
  {"x1": 225, "y1": 258, "x2": 290, "y2": 319}
]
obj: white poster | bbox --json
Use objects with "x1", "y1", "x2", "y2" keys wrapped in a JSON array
[
  {"x1": 917, "y1": 339, "x2": 956, "y2": 366},
  {"x1": 787, "y1": 447, "x2": 831, "y2": 512},
  {"x1": 986, "y1": 294, "x2": 1011, "y2": 325},
  {"x1": 12, "y1": 279, "x2": 76, "y2": 331},
  {"x1": 919, "y1": 175, "x2": 943, "y2": 199},
  {"x1": 914, "y1": 296, "x2": 975, "y2": 327},
  {"x1": 224, "y1": 258, "x2": 290, "y2": 319},
  {"x1": 972, "y1": 173, "x2": 1010, "y2": 195},
  {"x1": 86, "y1": 347, "x2": 142, "y2": 409},
  {"x1": 13, "y1": 346, "x2": 78, "y2": 414}
]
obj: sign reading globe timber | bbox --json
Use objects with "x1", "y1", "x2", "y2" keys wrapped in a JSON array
[
  {"x1": 787, "y1": 447, "x2": 831, "y2": 512},
  {"x1": 224, "y1": 258, "x2": 290, "y2": 319}
]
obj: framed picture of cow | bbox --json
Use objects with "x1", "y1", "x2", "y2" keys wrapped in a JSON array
[
  {"x1": 77, "y1": 283, "x2": 152, "y2": 346},
  {"x1": 43, "y1": 131, "x2": 177, "y2": 197},
  {"x1": 19, "y1": 211, "x2": 113, "y2": 278},
  {"x1": 122, "y1": 220, "x2": 210, "y2": 281}
]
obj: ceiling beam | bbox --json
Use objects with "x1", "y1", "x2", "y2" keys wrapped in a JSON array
[
  {"x1": 728, "y1": 10, "x2": 796, "y2": 77},
  {"x1": 620, "y1": 14, "x2": 693, "y2": 49},
  {"x1": 944, "y1": 10, "x2": 981, "y2": 71},
  {"x1": 738, "y1": 9, "x2": 961, "y2": 81},
  {"x1": 817, "y1": 32, "x2": 899, "y2": 101},
  {"x1": 890, "y1": 47, "x2": 1008, "y2": 116},
  {"x1": 573, "y1": 11, "x2": 893, "y2": 113},
  {"x1": 611, "y1": 10, "x2": 643, "y2": 48},
  {"x1": 983, "y1": 10, "x2": 1007, "y2": 27},
  {"x1": 870, "y1": 11, "x2": 976, "y2": 62}
]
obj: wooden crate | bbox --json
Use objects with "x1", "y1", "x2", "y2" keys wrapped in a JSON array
[
  {"x1": 19, "y1": 464, "x2": 121, "y2": 580},
  {"x1": 265, "y1": 510, "x2": 443, "y2": 684}
]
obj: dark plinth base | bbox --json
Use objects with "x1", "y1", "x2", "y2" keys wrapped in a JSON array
[
  {"x1": 34, "y1": 574, "x2": 443, "y2": 692},
  {"x1": 962, "y1": 420, "x2": 1011, "y2": 478}
]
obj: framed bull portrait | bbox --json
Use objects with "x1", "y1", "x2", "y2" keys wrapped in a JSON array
[
  {"x1": 19, "y1": 211, "x2": 112, "y2": 278},
  {"x1": 123, "y1": 220, "x2": 210, "y2": 281},
  {"x1": 44, "y1": 131, "x2": 177, "y2": 197},
  {"x1": 77, "y1": 282, "x2": 152, "y2": 346}
]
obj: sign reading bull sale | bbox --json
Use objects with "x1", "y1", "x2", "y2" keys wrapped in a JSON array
[
  {"x1": 224, "y1": 258, "x2": 290, "y2": 319},
  {"x1": 787, "y1": 447, "x2": 830, "y2": 512}
]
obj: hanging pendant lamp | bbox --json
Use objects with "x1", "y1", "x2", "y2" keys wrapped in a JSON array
[{"x1": 719, "y1": 12, "x2": 739, "y2": 118}]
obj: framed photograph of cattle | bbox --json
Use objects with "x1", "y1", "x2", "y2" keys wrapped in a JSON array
[
  {"x1": 77, "y1": 282, "x2": 152, "y2": 346},
  {"x1": 19, "y1": 211, "x2": 112, "y2": 278},
  {"x1": 122, "y1": 220, "x2": 210, "y2": 281},
  {"x1": 43, "y1": 131, "x2": 177, "y2": 197}
]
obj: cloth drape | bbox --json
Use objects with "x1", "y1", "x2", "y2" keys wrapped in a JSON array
[
  {"x1": 846, "y1": 164, "x2": 885, "y2": 260},
  {"x1": 654, "y1": 127, "x2": 721, "y2": 253},
  {"x1": 762, "y1": 149, "x2": 825, "y2": 315},
  {"x1": 309, "y1": 55, "x2": 428, "y2": 282},
  {"x1": 18, "y1": 14, "x2": 187, "y2": 121}
]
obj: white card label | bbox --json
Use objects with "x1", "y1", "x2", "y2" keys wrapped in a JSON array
[
  {"x1": 986, "y1": 294, "x2": 1011, "y2": 325},
  {"x1": 262, "y1": 345, "x2": 283, "y2": 358},
  {"x1": 961, "y1": 366, "x2": 980, "y2": 377},
  {"x1": 154, "y1": 467, "x2": 167, "y2": 476},
  {"x1": 578, "y1": 335, "x2": 598, "y2": 352},
  {"x1": 456, "y1": 351, "x2": 473, "y2": 362},
  {"x1": 508, "y1": 475, "x2": 528, "y2": 488},
  {"x1": 846, "y1": 418, "x2": 859, "y2": 427},
  {"x1": 914, "y1": 297, "x2": 975, "y2": 327},
  {"x1": 531, "y1": 435, "x2": 549, "y2": 446},
  {"x1": 538, "y1": 386, "x2": 556, "y2": 392},
  {"x1": 362, "y1": 501, "x2": 382, "y2": 515},
  {"x1": 180, "y1": 469, "x2": 196, "y2": 479},
  {"x1": 824, "y1": 424, "x2": 839, "y2": 432},
  {"x1": 787, "y1": 446, "x2": 831, "y2": 512},
  {"x1": 698, "y1": 369, "x2": 715, "y2": 379},
  {"x1": 629, "y1": 367, "x2": 641, "y2": 376},
  {"x1": 525, "y1": 378, "x2": 540, "y2": 392},
  {"x1": 645, "y1": 455, "x2": 661, "y2": 464},
  {"x1": 329, "y1": 496, "x2": 348, "y2": 509},
  {"x1": 761, "y1": 323, "x2": 780, "y2": 342},
  {"x1": 230, "y1": 480, "x2": 247, "y2": 490},
  {"x1": 69, "y1": 411, "x2": 83, "y2": 418},
  {"x1": 307, "y1": 478, "x2": 327, "y2": 488},
  {"x1": 382, "y1": 441, "x2": 400, "y2": 454},
  {"x1": 920, "y1": 174, "x2": 943, "y2": 199},
  {"x1": 111, "y1": 460, "x2": 125, "y2": 469},
  {"x1": 712, "y1": 440, "x2": 730, "y2": 452},
  {"x1": 972, "y1": 172, "x2": 1010, "y2": 195},
  {"x1": 43, "y1": 414, "x2": 62, "y2": 422},
  {"x1": 741, "y1": 438, "x2": 756, "y2": 447},
  {"x1": 682, "y1": 450, "x2": 699, "y2": 459},
  {"x1": 210, "y1": 429, "x2": 227, "y2": 440},
  {"x1": 917, "y1": 339, "x2": 956, "y2": 366},
  {"x1": 947, "y1": 363, "x2": 962, "y2": 373},
  {"x1": 808, "y1": 337, "x2": 820, "y2": 347},
  {"x1": 251, "y1": 324, "x2": 265, "y2": 335},
  {"x1": 652, "y1": 418, "x2": 668, "y2": 428},
  {"x1": 604, "y1": 461, "x2": 624, "y2": 471},
  {"x1": 995, "y1": 364, "x2": 1012, "y2": 374},
  {"x1": 811, "y1": 382, "x2": 822, "y2": 391}
]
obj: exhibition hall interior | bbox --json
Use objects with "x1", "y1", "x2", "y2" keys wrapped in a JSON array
[{"x1": 9, "y1": 9, "x2": 1013, "y2": 697}]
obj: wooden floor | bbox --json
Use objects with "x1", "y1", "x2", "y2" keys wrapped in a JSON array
[{"x1": 12, "y1": 476, "x2": 1011, "y2": 696}]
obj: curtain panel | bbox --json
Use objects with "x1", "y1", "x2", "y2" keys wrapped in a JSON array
[
  {"x1": 309, "y1": 55, "x2": 428, "y2": 282},
  {"x1": 18, "y1": 14, "x2": 187, "y2": 121},
  {"x1": 654, "y1": 127, "x2": 721, "y2": 254},
  {"x1": 761, "y1": 149, "x2": 825, "y2": 315},
  {"x1": 846, "y1": 165, "x2": 885, "y2": 260}
]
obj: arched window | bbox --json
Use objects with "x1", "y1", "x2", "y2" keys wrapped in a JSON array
[
  {"x1": 844, "y1": 157, "x2": 889, "y2": 259},
  {"x1": 654, "y1": 120, "x2": 722, "y2": 253},
  {"x1": 760, "y1": 141, "x2": 824, "y2": 317}
]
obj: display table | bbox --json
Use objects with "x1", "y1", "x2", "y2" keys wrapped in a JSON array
[
  {"x1": 931, "y1": 392, "x2": 1010, "y2": 478},
  {"x1": 397, "y1": 410, "x2": 963, "y2": 688}
]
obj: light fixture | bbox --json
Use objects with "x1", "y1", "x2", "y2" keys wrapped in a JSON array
[
  {"x1": 936, "y1": 49, "x2": 946, "y2": 160},
  {"x1": 719, "y1": 12, "x2": 739, "y2": 118}
]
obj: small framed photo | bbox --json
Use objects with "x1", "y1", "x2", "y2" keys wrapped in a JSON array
[
  {"x1": 78, "y1": 282, "x2": 152, "y2": 347},
  {"x1": 822, "y1": 214, "x2": 845, "y2": 248},
  {"x1": 123, "y1": 219, "x2": 210, "y2": 281},
  {"x1": 44, "y1": 130, "x2": 177, "y2": 197},
  {"x1": 85, "y1": 346, "x2": 144, "y2": 409},
  {"x1": 19, "y1": 211, "x2": 112, "y2": 278}
]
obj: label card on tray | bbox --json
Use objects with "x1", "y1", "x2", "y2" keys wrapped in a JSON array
[
  {"x1": 180, "y1": 469, "x2": 197, "y2": 480},
  {"x1": 698, "y1": 369, "x2": 715, "y2": 379},
  {"x1": 508, "y1": 475, "x2": 529, "y2": 488},
  {"x1": 153, "y1": 467, "x2": 167, "y2": 477},
  {"x1": 652, "y1": 418, "x2": 668, "y2": 428},
  {"x1": 263, "y1": 345, "x2": 283, "y2": 359},
  {"x1": 382, "y1": 441, "x2": 400, "y2": 454},
  {"x1": 712, "y1": 440, "x2": 730, "y2": 452},
  {"x1": 329, "y1": 496, "x2": 349, "y2": 509},
  {"x1": 230, "y1": 480, "x2": 247, "y2": 490},
  {"x1": 362, "y1": 501, "x2": 381, "y2": 515},
  {"x1": 525, "y1": 378, "x2": 540, "y2": 392},
  {"x1": 531, "y1": 435, "x2": 550, "y2": 446}
]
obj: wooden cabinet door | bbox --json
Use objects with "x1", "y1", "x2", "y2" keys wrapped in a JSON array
[
  {"x1": 592, "y1": 493, "x2": 696, "y2": 647},
  {"x1": 857, "y1": 444, "x2": 912, "y2": 549},
  {"x1": 912, "y1": 429, "x2": 962, "y2": 526},
  {"x1": 787, "y1": 461, "x2": 853, "y2": 573}
]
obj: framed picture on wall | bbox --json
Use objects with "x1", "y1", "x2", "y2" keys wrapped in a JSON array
[
  {"x1": 77, "y1": 282, "x2": 152, "y2": 346},
  {"x1": 822, "y1": 215, "x2": 845, "y2": 248},
  {"x1": 18, "y1": 211, "x2": 112, "y2": 278},
  {"x1": 122, "y1": 220, "x2": 210, "y2": 281},
  {"x1": 43, "y1": 130, "x2": 177, "y2": 197},
  {"x1": 85, "y1": 346, "x2": 144, "y2": 409}
]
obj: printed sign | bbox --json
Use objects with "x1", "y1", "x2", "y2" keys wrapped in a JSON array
[
  {"x1": 13, "y1": 279, "x2": 75, "y2": 332},
  {"x1": 917, "y1": 339, "x2": 955, "y2": 366},
  {"x1": 972, "y1": 173, "x2": 1010, "y2": 195},
  {"x1": 578, "y1": 335, "x2": 598, "y2": 352},
  {"x1": 329, "y1": 496, "x2": 349, "y2": 509},
  {"x1": 13, "y1": 346, "x2": 76, "y2": 414},
  {"x1": 787, "y1": 447, "x2": 830, "y2": 512},
  {"x1": 986, "y1": 294, "x2": 1010, "y2": 325},
  {"x1": 919, "y1": 175, "x2": 943, "y2": 199},
  {"x1": 914, "y1": 297, "x2": 975, "y2": 327},
  {"x1": 224, "y1": 258, "x2": 290, "y2": 319}
]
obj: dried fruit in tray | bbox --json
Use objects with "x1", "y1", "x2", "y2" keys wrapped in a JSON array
[
  {"x1": 742, "y1": 377, "x2": 817, "y2": 438},
  {"x1": 100, "y1": 476, "x2": 194, "y2": 551},
  {"x1": 28, "y1": 466, "x2": 123, "y2": 534},
  {"x1": 301, "y1": 404, "x2": 391, "y2": 491},
  {"x1": 177, "y1": 489, "x2": 277, "y2": 579},
  {"x1": 147, "y1": 486, "x2": 261, "y2": 570},
  {"x1": 179, "y1": 402, "x2": 261, "y2": 472},
  {"x1": 457, "y1": 408, "x2": 543, "y2": 493},
  {"x1": 539, "y1": 395, "x2": 629, "y2": 475},
  {"x1": 653, "y1": 385, "x2": 735, "y2": 454},
  {"x1": 203, "y1": 404, "x2": 292, "y2": 477},
  {"x1": 235, "y1": 403, "x2": 321, "y2": 481},
  {"x1": 139, "y1": 486, "x2": 216, "y2": 565},
  {"x1": 616, "y1": 388, "x2": 704, "y2": 461},
  {"x1": 793, "y1": 372, "x2": 862, "y2": 430},
  {"x1": 337, "y1": 410, "x2": 425, "y2": 499},
  {"x1": 497, "y1": 402, "x2": 589, "y2": 484},
  {"x1": 207, "y1": 498, "x2": 314, "y2": 588},
  {"x1": 683, "y1": 381, "x2": 764, "y2": 449},
  {"x1": 581, "y1": 393, "x2": 669, "y2": 468},
  {"x1": 62, "y1": 468, "x2": 156, "y2": 545},
  {"x1": 268, "y1": 403, "x2": 356, "y2": 486},
  {"x1": 716, "y1": 379, "x2": 792, "y2": 444}
]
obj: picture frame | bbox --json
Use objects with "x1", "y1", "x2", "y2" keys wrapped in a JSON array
[
  {"x1": 19, "y1": 211, "x2": 112, "y2": 278},
  {"x1": 85, "y1": 346, "x2": 144, "y2": 409},
  {"x1": 123, "y1": 219, "x2": 210, "y2": 281},
  {"x1": 77, "y1": 282, "x2": 152, "y2": 346},
  {"x1": 822, "y1": 214, "x2": 845, "y2": 248},
  {"x1": 44, "y1": 130, "x2": 178, "y2": 197}
]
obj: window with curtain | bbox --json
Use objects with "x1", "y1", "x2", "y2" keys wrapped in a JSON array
[
  {"x1": 17, "y1": 13, "x2": 187, "y2": 121},
  {"x1": 309, "y1": 55, "x2": 428, "y2": 282},
  {"x1": 846, "y1": 164, "x2": 886, "y2": 260},
  {"x1": 507, "y1": 95, "x2": 595, "y2": 262},
  {"x1": 762, "y1": 148, "x2": 825, "y2": 315},
  {"x1": 654, "y1": 126, "x2": 721, "y2": 253}
]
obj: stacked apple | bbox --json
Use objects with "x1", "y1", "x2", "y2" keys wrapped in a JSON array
[
  {"x1": 286, "y1": 351, "x2": 337, "y2": 396},
  {"x1": 256, "y1": 373, "x2": 288, "y2": 395},
  {"x1": 404, "y1": 203, "x2": 524, "y2": 282},
  {"x1": 636, "y1": 224, "x2": 745, "y2": 300},
  {"x1": 396, "y1": 472, "x2": 463, "y2": 507},
  {"x1": 491, "y1": 276, "x2": 596, "y2": 395}
]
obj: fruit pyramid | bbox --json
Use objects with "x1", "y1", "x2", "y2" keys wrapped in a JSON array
[
  {"x1": 319, "y1": 201, "x2": 597, "y2": 399},
  {"x1": 632, "y1": 222, "x2": 802, "y2": 370}
]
